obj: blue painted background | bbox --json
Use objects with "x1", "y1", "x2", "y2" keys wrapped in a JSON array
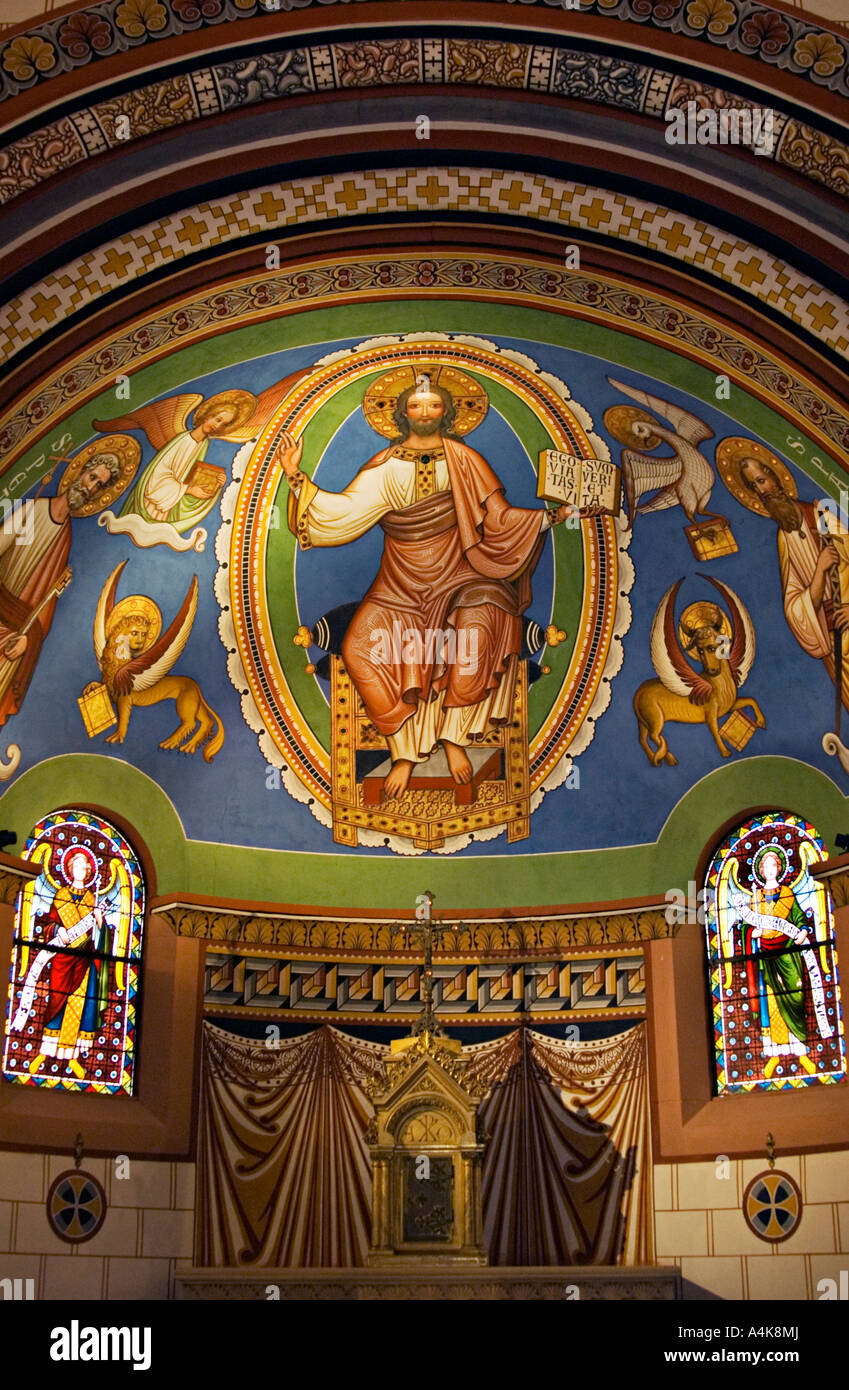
[{"x1": 10, "y1": 334, "x2": 842, "y2": 856}]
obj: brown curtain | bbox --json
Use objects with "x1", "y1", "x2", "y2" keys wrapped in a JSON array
[
  {"x1": 197, "y1": 1023, "x2": 385, "y2": 1266},
  {"x1": 197, "y1": 1021, "x2": 651, "y2": 1267},
  {"x1": 466, "y1": 1024, "x2": 652, "y2": 1265}
]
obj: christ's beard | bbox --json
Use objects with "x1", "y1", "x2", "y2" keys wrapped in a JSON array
[
  {"x1": 407, "y1": 418, "x2": 442, "y2": 436},
  {"x1": 762, "y1": 492, "x2": 802, "y2": 532}
]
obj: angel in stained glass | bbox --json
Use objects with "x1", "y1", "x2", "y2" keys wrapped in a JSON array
[{"x1": 9, "y1": 842, "x2": 124, "y2": 1079}]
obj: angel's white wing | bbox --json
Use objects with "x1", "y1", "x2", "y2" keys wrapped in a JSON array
[
  {"x1": 608, "y1": 376, "x2": 714, "y2": 445},
  {"x1": 795, "y1": 841, "x2": 829, "y2": 941},
  {"x1": 716, "y1": 852, "x2": 745, "y2": 988}
]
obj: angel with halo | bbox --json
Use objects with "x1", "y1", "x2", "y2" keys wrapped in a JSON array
[
  {"x1": 9, "y1": 842, "x2": 123, "y2": 1081},
  {"x1": 718, "y1": 840, "x2": 833, "y2": 1079},
  {"x1": 94, "y1": 369, "x2": 308, "y2": 552}
]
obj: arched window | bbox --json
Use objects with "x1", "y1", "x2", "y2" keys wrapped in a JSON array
[
  {"x1": 705, "y1": 811, "x2": 846, "y2": 1093},
  {"x1": 2, "y1": 809, "x2": 145, "y2": 1095}
]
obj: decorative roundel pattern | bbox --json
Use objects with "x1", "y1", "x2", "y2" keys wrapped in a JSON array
[
  {"x1": 742, "y1": 1170, "x2": 802, "y2": 1243},
  {"x1": 46, "y1": 1169, "x2": 107, "y2": 1244}
]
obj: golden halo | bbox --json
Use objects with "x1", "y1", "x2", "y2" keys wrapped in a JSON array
[
  {"x1": 59, "y1": 434, "x2": 140, "y2": 516},
  {"x1": 105, "y1": 595, "x2": 162, "y2": 648},
  {"x1": 716, "y1": 436, "x2": 797, "y2": 517},
  {"x1": 362, "y1": 363, "x2": 489, "y2": 438},
  {"x1": 678, "y1": 600, "x2": 730, "y2": 652},
  {"x1": 603, "y1": 405, "x2": 663, "y2": 450},
  {"x1": 194, "y1": 389, "x2": 256, "y2": 434}
]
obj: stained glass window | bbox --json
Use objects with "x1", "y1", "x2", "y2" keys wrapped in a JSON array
[
  {"x1": 2, "y1": 809, "x2": 145, "y2": 1095},
  {"x1": 705, "y1": 811, "x2": 845, "y2": 1093}
]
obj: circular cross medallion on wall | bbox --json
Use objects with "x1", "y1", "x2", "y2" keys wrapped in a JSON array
[
  {"x1": 46, "y1": 1169, "x2": 107, "y2": 1244},
  {"x1": 742, "y1": 1170, "x2": 802, "y2": 1243}
]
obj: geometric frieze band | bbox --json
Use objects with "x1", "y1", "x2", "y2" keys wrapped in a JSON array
[{"x1": 203, "y1": 953, "x2": 646, "y2": 1024}]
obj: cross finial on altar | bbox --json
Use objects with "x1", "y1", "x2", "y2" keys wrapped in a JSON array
[{"x1": 393, "y1": 891, "x2": 459, "y2": 1044}]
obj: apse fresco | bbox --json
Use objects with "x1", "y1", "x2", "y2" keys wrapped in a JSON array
[
  {"x1": 0, "y1": 324, "x2": 848, "y2": 858},
  {"x1": 706, "y1": 812, "x2": 845, "y2": 1093},
  {"x1": 2, "y1": 810, "x2": 145, "y2": 1094}
]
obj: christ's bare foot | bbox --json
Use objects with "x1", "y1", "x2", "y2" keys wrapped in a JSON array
[
  {"x1": 442, "y1": 740, "x2": 473, "y2": 785},
  {"x1": 383, "y1": 759, "x2": 414, "y2": 799}
]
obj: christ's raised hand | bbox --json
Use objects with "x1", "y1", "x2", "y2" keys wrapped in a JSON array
[{"x1": 274, "y1": 431, "x2": 304, "y2": 485}]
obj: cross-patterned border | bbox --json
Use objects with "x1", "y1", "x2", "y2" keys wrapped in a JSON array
[{"x1": 3, "y1": 168, "x2": 849, "y2": 376}]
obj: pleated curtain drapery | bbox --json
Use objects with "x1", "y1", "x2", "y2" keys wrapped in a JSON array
[{"x1": 197, "y1": 1020, "x2": 652, "y2": 1267}]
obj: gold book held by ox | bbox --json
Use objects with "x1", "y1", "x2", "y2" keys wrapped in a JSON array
[
  {"x1": 719, "y1": 707, "x2": 757, "y2": 752},
  {"x1": 78, "y1": 681, "x2": 116, "y2": 737}
]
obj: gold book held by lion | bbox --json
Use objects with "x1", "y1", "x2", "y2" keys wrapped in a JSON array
[{"x1": 78, "y1": 681, "x2": 116, "y2": 737}]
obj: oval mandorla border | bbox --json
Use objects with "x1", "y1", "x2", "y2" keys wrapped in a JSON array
[{"x1": 215, "y1": 332, "x2": 634, "y2": 855}]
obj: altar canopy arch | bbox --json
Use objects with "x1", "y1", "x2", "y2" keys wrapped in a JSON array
[
  {"x1": 2, "y1": 808, "x2": 145, "y2": 1096},
  {"x1": 705, "y1": 811, "x2": 846, "y2": 1095}
]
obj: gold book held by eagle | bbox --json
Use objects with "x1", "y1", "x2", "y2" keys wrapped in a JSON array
[
  {"x1": 685, "y1": 516, "x2": 738, "y2": 561},
  {"x1": 78, "y1": 681, "x2": 116, "y2": 737},
  {"x1": 537, "y1": 450, "x2": 621, "y2": 515},
  {"x1": 719, "y1": 708, "x2": 757, "y2": 752}
]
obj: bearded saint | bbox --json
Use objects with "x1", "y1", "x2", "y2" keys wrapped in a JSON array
[
  {"x1": 0, "y1": 454, "x2": 121, "y2": 727},
  {"x1": 280, "y1": 377, "x2": 573, "y2": 798},
  {"x1": 739, "y1": 456, "x2": 849, "y2": 714}
]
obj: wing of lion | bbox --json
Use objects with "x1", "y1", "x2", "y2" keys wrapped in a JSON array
[
  {"x1": 93, "y1": 561, "x2": 127, "y2": 669},
  {"x1": 113, "y1": 577, "x2": 198, "y2": 696},
  {"x1": 649, "y1": 579, "x2": 712, "y2": 704}
]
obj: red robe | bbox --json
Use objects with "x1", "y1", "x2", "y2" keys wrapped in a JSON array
[{"x1": 339, "y1": 437, "x2": 546, "y2": 736}]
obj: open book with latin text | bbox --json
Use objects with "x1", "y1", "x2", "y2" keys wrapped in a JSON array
[{"x1": 537, "y1": 450, "x2": 621, "y2": 515}]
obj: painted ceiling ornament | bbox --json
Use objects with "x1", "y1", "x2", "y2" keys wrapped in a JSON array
[{"x1": 218, "y1": 332, "x2": 633, "y2": 855}]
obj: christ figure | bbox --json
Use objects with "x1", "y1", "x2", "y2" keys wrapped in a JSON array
[{"x1": 278, "y1": 376, "x2": 576, "y2": 799}]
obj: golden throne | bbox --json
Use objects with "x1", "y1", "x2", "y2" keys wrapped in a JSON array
[{"x1": 330, "y1": 656, "x2": 531, "y2": 851}]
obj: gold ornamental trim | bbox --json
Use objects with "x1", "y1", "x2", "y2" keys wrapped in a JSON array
[{"x1": 154, "y1": 901, "x2": 673, "y2": 956}]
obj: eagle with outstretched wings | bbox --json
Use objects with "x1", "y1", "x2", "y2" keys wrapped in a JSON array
[
  {"x1": 94, "y1": 560, "x2": 197, "y2": 698},
  {"x1": 608, "y1": 377, "x2": 716, "y2": 527}
]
